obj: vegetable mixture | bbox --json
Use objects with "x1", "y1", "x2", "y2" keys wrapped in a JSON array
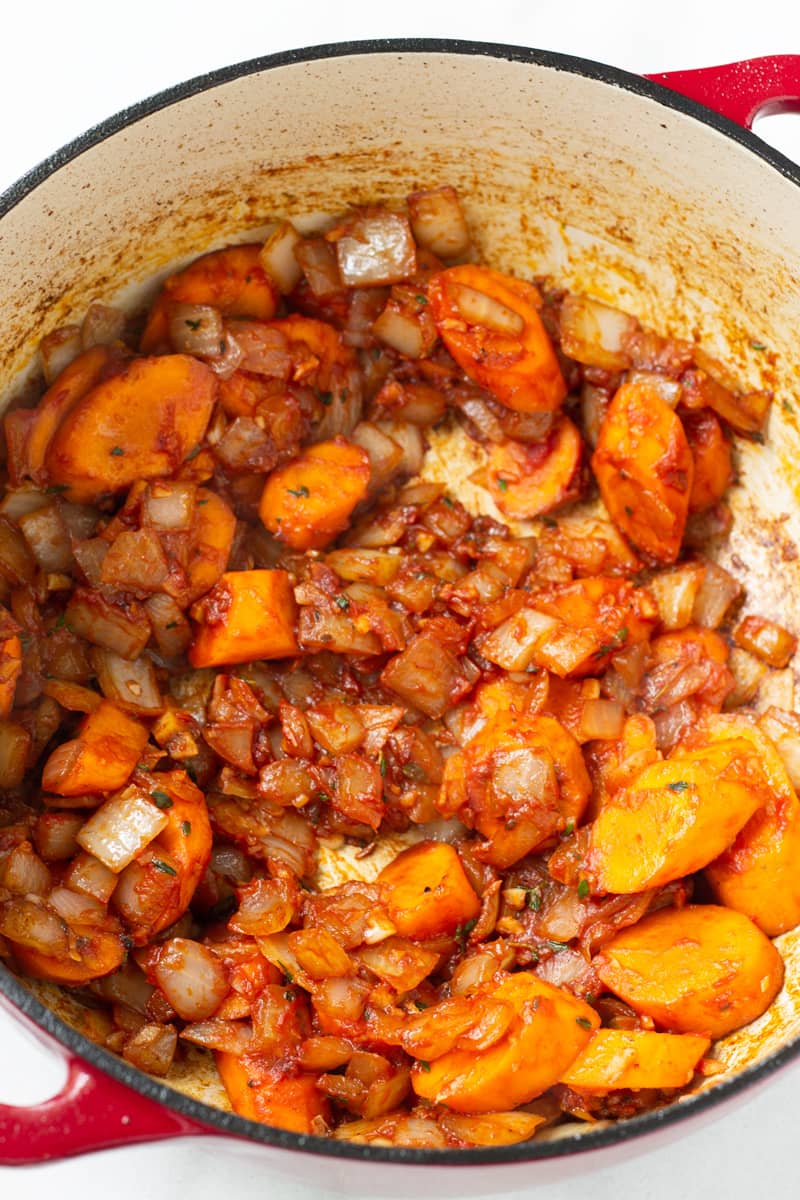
[{"x1": 1, "y1": 185, "x2": 797, "y2": 1149}]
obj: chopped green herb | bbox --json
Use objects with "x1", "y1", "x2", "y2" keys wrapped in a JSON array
[
  {"x1": 197, "y1": 498, "x2": 209, "y2": 506},
  {"x1": 564, "y1": 819, "x2": 575, "y2": 836},
  {"x1": 315, "y1": 790, "x2": 331, "y2": 803},
  {"x1": 454, "y1": 918, "x2": 477, "y2": 950},
  {"x1": 287, "y1": 485, "x2": 310, "y2": 498},
  {"x1": 53, "y1": 613, "x2": 67, "y2": 629},
  {"x1": 624, "y1": 504, "x2": 634, "y2": 516},
  {"x1": 283, "y1": 989, "x2": 297, "y2": 1002},
  {"x1": 415, "y1": 294, "x2": 428, "y2": 305},
  {"x1": 152, "y1": 859, "x2": 177, "y2": 876},
  {"x1": 442, "y1": 495, "x2": 454, "y2": 508},
  {"x1": 547, "y1": 940, "x2": 569, "y2": 953},
  {"x1": 379, "y1": 754, "x2": 387, "y2": 778},
  {"x1": 335, "y1": 594, "x2": 350, "y2": 610},
  {"x1": 578, "y1": 878, "x2": 590, "y2": 899},
  {"x1": 185, "y1": 318, "x2": 202, "y2": 330},
  {"x1": 151, "y1": 789, "x2": 173, "y2": 810},
  {"x1": 575, "y1": 1017, "x2": 593, "y2": 1030},
  {"x1": 414, "y1": 1000, "x2": 428, "y2": 1011},
  {"x1": 782, "y1": 399, "x2": 795, "y2": 415},
  {"x1": 750, "y1": 341, "x2": 767, "y2": 351},
  {"x1": 110, "y1": 446, "x2": 125, "y2": 456},
  {"x1": 137, "y1": 762, "x2": 151, "y2": 772},
  {"x1": 419, "y1": 1061, "x2": 431, "y2": 1072},
  {"x1": 279, "y1": 964, "x2": 294, "y2": 983},
  {"x1": 165, "y1": 621, "x2": 179, "y2": 630},
  {"x1": 667, "y1": 780, "x2": 689, "y2": 792},
  {"x1": 584, "y1": 992, "x2": 596, "y2": 1006},
  {"x1": 363, "y1": 1006, "x2": 373, "y2": 1020},
  {"x1": 319, "y1": 391, "x2": 333, "y2": 406},
  {"x1": 45, "y1": 483, "x2": 70, "y2": 494},
  {"x1": 181, "y1": 820, "x2": 192, "y2": 836},
  {"x1": 497, "y1": 477, "x2": 509, "y2": 492},
  {"x1": 749, "y1": 431, "x2": 766, "y2": 445},
  {"x1": 541, "y1": 515, "x2": 558, "y2": 528},
  {"x1": 527, "y1": 887, "x2": 543, "y2": 912},
  {"x1": 594, "y1": 627, "x2": 628, "y2": 658},
  {"x1": 185, "y1": 445, "x2": 202, "y2": 461},
  {"x1": 401, "y1": 761, "x2": 427, "y2": 781}
]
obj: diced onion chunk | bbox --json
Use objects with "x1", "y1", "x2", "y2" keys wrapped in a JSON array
[{"x1": 77, "y1": 788, "x2": 168, "y2": 872}]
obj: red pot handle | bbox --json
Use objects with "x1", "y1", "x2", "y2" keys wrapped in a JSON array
[
  {"x1": 646, "y1": 55, "x2": 800, "y2": 129},
  {"x1": 0, "y1": 1052, "x2": 209, "y2": 1165}
]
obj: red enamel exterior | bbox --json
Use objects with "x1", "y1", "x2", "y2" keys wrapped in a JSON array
[{"x1": 646, "y1": 55, "x2": 800, "y2": 129}]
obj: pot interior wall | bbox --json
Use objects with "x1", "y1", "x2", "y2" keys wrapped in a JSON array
[{"x1": 3, "y1": 45, "x2": 800, "y2": 1132}]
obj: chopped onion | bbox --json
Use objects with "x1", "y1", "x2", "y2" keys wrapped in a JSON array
[
  {"x1": 65, "y1": 589, "x2": 151, "y2": 659},
  {"x1": 691, "y1": 561, "x2": 742, "y2": 629},
  {"x1": 624, "y1": 369, "x2": 682, "y2": 407},
  {"x1": 40, "y1": 324, "x2": 82, "y2": 384},
  {"x1": 40, "y1": 679, "x2": 102, "y2": 714},
  {"x1": 153, "y1": 937, "x2": 229, "y2": 1021},
  {"x1": 100, "y1": 529, "x2": 169, "y2": 593},
  {"x1": 17, "y1": 499, "x2": 72, "y2": 568},
  {"x1": 0, "y1": 842, "x2": 52, "y2": 896},
  {"x1": 91, "y1": 648, "x2": 163, "y2": 715},
  {"x1": 122, "y1": 1022, "x2": 178, "y2": 1077},
  {"x1": 229, "y1": 321, "x2": 291, "y2": 378},
  {"x1": 450, "y1": 283, "x2": 524, "y2": 335},
  {"x1": 65, "y1": 852, "x2": 119, "y2": 902},
  {"x1": 480, "y1": 608, "x2": 558, "y2": 672},
  {"x1": 753, "y1": 667, "x2": 795, "y2": 714},
  {"x1": 336, "y1": 212, "x2": 417, "y2": 287},
  {"x1": 229, "y1": 878, "x2": 296, "y2": 936},
  {"x1": 295, "y1": 238, "x2": 343, "y2": 298},
  {"x1": 759, "y1": 708, "x2": 800, "y2": 788},
  {"x1": 578, "y1": 698, "x2": 626, "y2": 741},
  {"x1": 325, "y1": 548, "x2": 401, "y2": 587},
  {"x1": 81, "y1": 302, "x2": 126, "y2": 349},
  {"x1": 214, "y1": 416, "x2": 278, "y2": 473},
  {"x1": 168, "y1": 303, "x2": 225, "y2": 357},
  {"x1": 350, "y1": 422, "x2": 403, "y2": 495},
  {"x1": 77, "y1": 788, "x2": 169, "y2": 872},
  {"x1": 145, "y1": 594, "x2": 192, "y2": 659},
  {"x1": 372, "y1": 305, "x2": 427, "y2": 358},
  {"x1": 306, "y1": 702, "x2": 366, "y2": 754},
  {"x1": 0, "y1": 484, "x2": 48, "y2": 521},
  {"x1": 288, "y1": 928, "x2": 353, "y2": 980},
  {"x1": 72, "y1": 539, "x2": 109, "y2": 587},
  {"x1": 142, "y1": 481, "x2": 196, "y2": 532},
  {"x1": 438, "y1": 1111, "x2": 543, "y2": 1147},
  {"x1": 407, "y1": 186, "x2": 470, "y2": 259},
  {"x1": 48, "y1": 886, "x2": 106, "y2": 924},
  {"x1": 559, "y1": 294, "x2": 638, "y2": 370},
  {"x1": 300, "y1": 1036, "x2": 354, "y2": 1072},
  {"x1": 580, "y1": 382, "x2": 611, "y2": 449},
  {"x1": 343, "y1": 287, "x2": 388, "y2": 348},
  {"x1": 181, "y1": 1018, "x2": 252, "y2": 1055},
  {"x1": 313, "y1": 976, "x2": 370, "y2": 1023},
  {"x1": 0, "y1": 721, "x2": 32, "y2": 789},
  {"x1": 725, "y1": 646, "x2": 768, "y2": 708},
  {"x1": 374, "y1": 420, "x2": 424, "y2": 477},
  {"x1": 734, "y1": 614, "x2": 797, "y2": 669},
  {"x1": 647, "y1": 564, "x2": 705, "y2": 631},
  {"x1": 95, "y1": 960, "x2": 154, "y2": 1013},
  {"x1": 33, "y1": 812, "x2": 85, "y2": 862},
  {"x1": 298, "y1": 607, "x2": 382, "y2": 656},
  {"x1": 0, "y1": 516, "x2": 36, "y2": 586},
  {"x1": 259, "y1": 221, "x2": 304, "y2": 293},
  {"x1": 0, "y1": 897, "x2": 68, "y2": 955},
  {"x1": 492, "y1": 749, "x2": 554, "y2": 802}
]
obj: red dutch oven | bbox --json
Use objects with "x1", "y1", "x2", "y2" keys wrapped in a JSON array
[{"x1": 2, "y1": 40, "x2": 800, "y2": 1188}]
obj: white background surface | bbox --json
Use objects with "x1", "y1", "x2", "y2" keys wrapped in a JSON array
[{"x1": 2, "y1": 1, "x2": 800, "y2": 1196}]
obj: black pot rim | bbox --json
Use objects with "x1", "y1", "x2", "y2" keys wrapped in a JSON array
[{"x1": 2, "y1": 35, "x2": 799, "y2": 1169}]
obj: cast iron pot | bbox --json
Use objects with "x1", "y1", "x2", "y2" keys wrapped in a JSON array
[{"x1": 2, "y1": 40, "x2": 800, "y2": 1193}]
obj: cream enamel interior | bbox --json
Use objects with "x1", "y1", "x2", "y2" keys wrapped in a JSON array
[{"x1": 3, "y1": 47, "x2": 800, "y2": 1137}]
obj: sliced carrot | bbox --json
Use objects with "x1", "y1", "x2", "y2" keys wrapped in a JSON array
[
  {"x1": 696, "y1": 714, "x2": 800, "y2": 936},
  {"x1": 189, "y1": 569, "x2": 299, "y2": 667},
  {"x1": 258, "y1": 438, "x2": 370, "y2": 551},
  {"x1": 428, "y1": 264, "x2": 567, "y2": 413},
  {"x1": 592, "y1": 379, "x2": 694, "y2": 563},
  {"x1": 596, "y1": 904, "x2": 784, "y2": 1038},
  {"x1": 440, "y1": 711, "x2": 590, "y2": 869},
  {"x1": 185, "y1": 488, "x2": 237, "y2": 602},
  {"x1": 140, "y1": 244, "x2": 279, "y2": 352},
  {"x1": 45, "y1": 355, "x2": 217, "y2": 501},
  {"x1": 411, "y1": 971, "x2": 598, "y2": 1113},
  {"x1": 586, "y1": 737, "x2": 768, "y2": 894},
  {"x1": 26, "y1": 345, "x2": 123, "y2": 481},
  {"x1": 41, "y1": 700, "x2": 148, "y2": 797},
  {"x1": 682, "y1": 409, "x2": 733, "y2": 513},
  {"x1": 0, "y1": 632, "x2": 22, "y2": 719},
  {"x1": 378, "y1": 841, "x2": 480, "y2": 939},
  {"x1": 486, "y1": 417, "x2": 584, "y2": 519},
  {"x1": 216, "y1": 1051, "x2": 329, "y2": 1134},
  {"x1": 560, "y1": 1029, "x2": 710, "y2": 1093}
]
